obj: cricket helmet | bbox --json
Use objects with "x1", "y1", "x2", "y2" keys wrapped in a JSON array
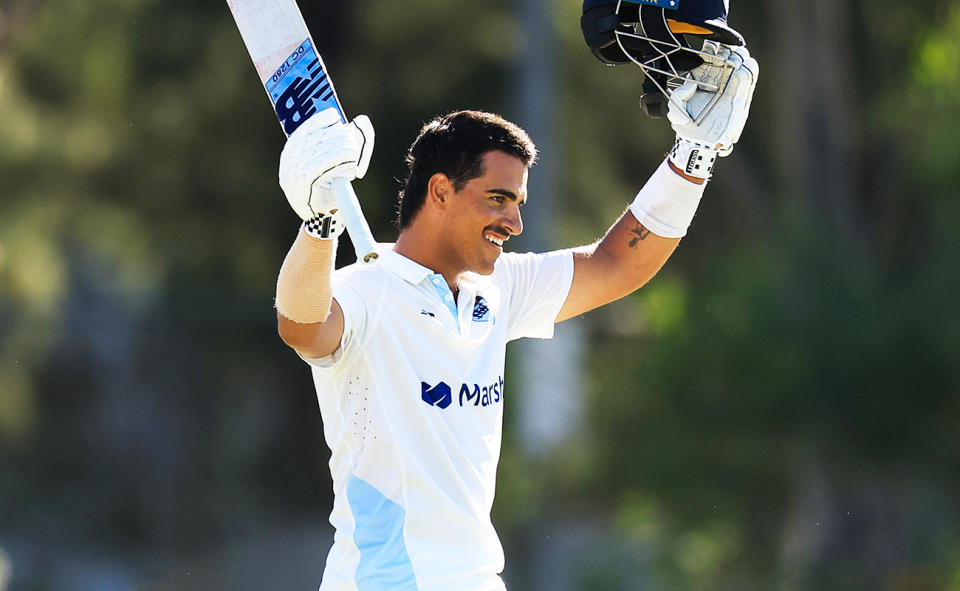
[{"x1": 581, "y1": 0, "x2": 745, "y2": 118}]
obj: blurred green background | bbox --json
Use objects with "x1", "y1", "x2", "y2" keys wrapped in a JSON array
[{"x1": 2, "y1": 0, "x2": 959, "y2": 589}]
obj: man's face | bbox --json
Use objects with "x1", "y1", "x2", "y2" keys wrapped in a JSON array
[{"x1": 444, "y1": 150, "x2": 527, "y2": 275}]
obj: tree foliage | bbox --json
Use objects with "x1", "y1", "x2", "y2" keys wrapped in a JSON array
[{"x1": 1, "y1": 0, "x2": 959, "y2": 588}]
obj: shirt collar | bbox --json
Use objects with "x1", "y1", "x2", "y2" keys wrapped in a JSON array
[
  {"x1": 376, "y1": 245, "x2": 495, "y2": 290},
  {"x1": 377, "y1": 246, "x2": 435, "y2": 285}
]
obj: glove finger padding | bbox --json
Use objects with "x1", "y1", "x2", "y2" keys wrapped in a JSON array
[
  {"x1": 666, "y1": 79, "x2": 699, "y2": 127},
  {"x1": 350, "y1": 114, "x2": 374, "y2": 178},
  {"x1": 667, "y1": 43, "x2": 758, "y2": 155},
  {"x1": 716, "y1": 62, "x2": 756, "y2": 155},
  {"x1": 679, "y1": 42, "x2": 738, "y2": 97},
  {"x1": 279, "y1": 108, "x2": 376, "y2": 221}
]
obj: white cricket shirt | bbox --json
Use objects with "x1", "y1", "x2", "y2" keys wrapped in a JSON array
[{"x1": 302, "y1": 246, "x2": 574, "y2": 591}]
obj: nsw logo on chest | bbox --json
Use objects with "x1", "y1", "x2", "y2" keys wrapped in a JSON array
[
  {"x1": 471, "y1": 295, "x2": 494, "y2": 323},
  {"x1": 417, "y1": 295, "x2": 497, "y2": 325}
]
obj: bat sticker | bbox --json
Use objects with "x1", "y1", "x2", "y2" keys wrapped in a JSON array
[{"x1": 266, "y1": 39, "x2": 344, "y2": 135}]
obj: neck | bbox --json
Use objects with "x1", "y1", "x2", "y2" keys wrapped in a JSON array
[{"x1": 394, "y1": 228, "x2": 462, "y2": 293}]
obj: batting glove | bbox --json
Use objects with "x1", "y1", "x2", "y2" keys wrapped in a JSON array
[
  {"x1": 667, "y1": 41, "x2": 758, "y2": 157},
  {"x1": 278, "y1": 108, "x2": 375, "y2": 226}
]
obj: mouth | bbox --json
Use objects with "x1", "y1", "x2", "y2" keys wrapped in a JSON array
[{"x1": 484, "y1": 231, "x2": 506, "y2": 250}]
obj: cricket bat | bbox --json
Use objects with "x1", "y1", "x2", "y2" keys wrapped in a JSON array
[{"x1": 227, "y1": 0, "x2": 379, "y2": 263}]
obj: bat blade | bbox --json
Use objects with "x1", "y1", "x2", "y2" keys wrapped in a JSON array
[
  {"x1": 266, "y1": 38, "x2": 343, "y2": 135},
  {"x1": 227, "y1": 0, "x2": 378, "y2": 262}
]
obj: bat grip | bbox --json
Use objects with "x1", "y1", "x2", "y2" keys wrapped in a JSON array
[{"x1": 330, "y1": 177, "x2": 379, "y2": 264}]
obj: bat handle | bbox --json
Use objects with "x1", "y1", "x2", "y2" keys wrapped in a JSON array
[{"x1": 330, "y1": 176, "x2": 379, "y2": 264}]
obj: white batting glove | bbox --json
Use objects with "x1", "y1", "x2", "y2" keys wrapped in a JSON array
[
  {"x1": 667, "y1": 42, "x2": 758, "y2": 156},
  {"x1": 278, "y1": 108, "x2": 375, "y2": 224}
]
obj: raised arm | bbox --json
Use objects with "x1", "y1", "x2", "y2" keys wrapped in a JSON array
[
  {"x1": 273, "y1": 108, "x2": 374, "y2": 358},
  {"x1": 275, "y1": 231, "x2": 347, "y2": 359},
  {"x1": 556, "y1": 160, "x2": 699, "y2": 322},
  {"x1": 557, "y1": 42, "x2": 758, "y2": 322}
]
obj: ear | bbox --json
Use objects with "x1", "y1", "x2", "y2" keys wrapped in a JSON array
[{"x1": 426, "y1": 172, "x2": 453, "y2": 209}]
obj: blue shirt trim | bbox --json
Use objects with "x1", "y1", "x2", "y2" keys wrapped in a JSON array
[
  {"x1": 427, "y1": 273, "x2": 460, "y2": 332},
  {"x1": 347, "y1": 475, "x2": 418, "y2": 590}
]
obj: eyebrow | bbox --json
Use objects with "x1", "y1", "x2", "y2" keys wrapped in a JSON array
[{"x1": 486, "y1": 189, "x2": 526, "y2": 206}]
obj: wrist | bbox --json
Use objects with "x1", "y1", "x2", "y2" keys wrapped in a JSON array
[{"x1": 629, "y1": 158, "x2": 708, "y2": 238}]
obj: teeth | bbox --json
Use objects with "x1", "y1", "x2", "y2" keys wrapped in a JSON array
[{"x1": 485, "y1": 235, "x2": 504, "y2": 246}]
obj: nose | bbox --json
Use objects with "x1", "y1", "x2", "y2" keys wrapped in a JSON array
[{"x1": 503, "y1": 205, "x2": 523, "y2": 236}]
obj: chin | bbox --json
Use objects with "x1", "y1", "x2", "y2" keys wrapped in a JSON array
[
  {"x1": 474, "y1": 255, "x2": 499, "y2": 275},
  {"x1": 472, "y1": 265, "x2": 496, "y2": 276}
]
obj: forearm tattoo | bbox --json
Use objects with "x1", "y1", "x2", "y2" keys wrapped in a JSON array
[{"x1": 628, "y1": 223, "x2": 652, "y2": 248}]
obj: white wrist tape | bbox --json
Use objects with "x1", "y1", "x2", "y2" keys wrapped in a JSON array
[
  {"x1": 629, "y1": 158, "x2": 708, "y2": 238},
  {"x1": 276, "y1": 228, "x2": 337, "y2": 324}
]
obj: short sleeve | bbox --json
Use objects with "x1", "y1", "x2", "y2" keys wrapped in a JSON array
[
  {"x1": 297, "y1": 269, "x2": 373, "y2": 370},
  {"x1": 496, "y1": 249, "x2": 575, "y2": 341}
]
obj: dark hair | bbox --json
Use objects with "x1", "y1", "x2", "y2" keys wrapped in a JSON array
[{"x1": 396, "y1": 110, "x2": 537, "y2": 229}]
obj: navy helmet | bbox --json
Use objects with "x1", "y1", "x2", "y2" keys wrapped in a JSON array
[{"x1": 581, "y1": 0, "x2": 745, "y2": 118}]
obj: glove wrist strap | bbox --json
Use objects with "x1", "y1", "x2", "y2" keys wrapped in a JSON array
[
  {"x1": 303, "y1": 211, "x2": 346, "y2": 240},
  {"x1": 668, "y1": 138, "x2": 719, "y2": 180}
]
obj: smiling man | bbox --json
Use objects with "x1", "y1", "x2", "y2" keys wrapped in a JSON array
[{"x1": 271, "y1": 38, "x2": 756, "y2": 590}]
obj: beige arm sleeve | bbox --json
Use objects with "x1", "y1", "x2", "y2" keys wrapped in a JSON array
[{"x1": 275, "y1": 228, "x2": 337, "y2": 324}]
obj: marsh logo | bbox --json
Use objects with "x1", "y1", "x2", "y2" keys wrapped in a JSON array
[
  {"x1": 421, "y1": 377, "x2": 504, "y2": 410},
  {"x1": 458, "y1": 376, "x2": 504, "y2": 407},
  {"x1": 421, "y1": 382, "x2": 452, "y2": 409}
]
